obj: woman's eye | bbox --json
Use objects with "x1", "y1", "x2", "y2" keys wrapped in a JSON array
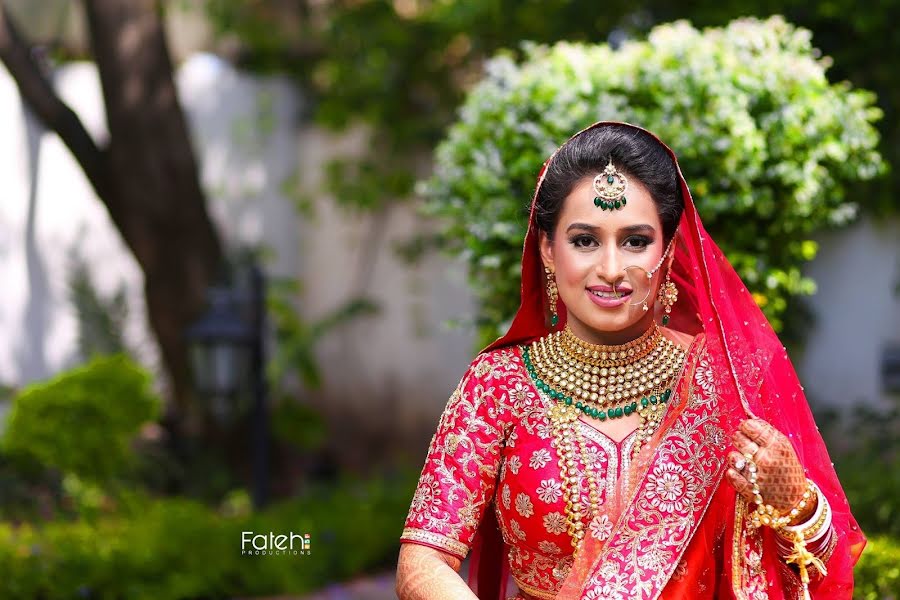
[
  {"x1": 624, "y1": 236, "x2": 651, "y2": 249},
  {"x1": 571, "y1": 235, "x2": 598, "y2": 248}
]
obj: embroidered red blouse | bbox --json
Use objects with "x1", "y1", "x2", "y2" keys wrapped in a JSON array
[{"x1": 400, "y1": 340, "x2": 831, "y2": 599}]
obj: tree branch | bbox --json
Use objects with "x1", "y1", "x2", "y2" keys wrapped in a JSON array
[{"x1": 0, "y1": 3, "x2": 109, "y2": 198}]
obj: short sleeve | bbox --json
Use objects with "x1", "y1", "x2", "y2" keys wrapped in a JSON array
[{"x1": 400, "y1": 350, "x2": 515, "y2": 559}]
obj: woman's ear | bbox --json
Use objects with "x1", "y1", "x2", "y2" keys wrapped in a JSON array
[{"x1": 539, "y1": 230, "x2": 555, "y2": 272}]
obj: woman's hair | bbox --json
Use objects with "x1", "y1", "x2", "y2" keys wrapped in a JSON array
[{"x1": 534, "y1": 124, "x2": 684, "y2": 243}]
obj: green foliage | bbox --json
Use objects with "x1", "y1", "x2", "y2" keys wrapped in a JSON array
[
  {"x1": 855, "y1": 536, "x2": 900, "y2": 600},
  {"x1": 0, "y1": 471, "x2": 416, "y2": 599},
  {"x1": 422, "y1": 17, "x2": 884, "y2": 346},
  {"x1": 66, "y1": 254, "x2": 130, "y2": 360},
  {"x1": 2, "y1": 355, "x2": 160, "y2": 484},
  {"x1": 207, "y1": 1, "x2": 899, "y2": 222},
  {"x1": 267, "y1": 276, "x2": 378, "y2": 390},
  {"x1": 822, "y1": 406, "x2": 900, "y2": 538}
]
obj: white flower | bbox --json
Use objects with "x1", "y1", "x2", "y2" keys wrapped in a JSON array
[
  {"x1": 645, "y1": 462, "x2": 695, "y2": 514},
  {"x1": 536, "y1": 479, "x2": 563, "y2": 503},
  {"x1": 507, "y1": 455, "x2": 521, "y2": 475},
  {"x1": 695, "y1": 357, "x2": 717, "y2": 399},
  {"x1": 410, "y1": 473, "x2": 442, "y2": 514},
  {"x1": 582, "y1": 445, "x2": 605, "y2": 466},
  {"x1": 589, "y1": 515, "x2": 613, "y2": 541},
  {"x1": 507, "y1": 381, "x2": 533, "y2": 404},
  {"x1": 536, "y1": 422, "x2": 553, "y2": 439},
  {"x1": 530, "y1": 448, "x2": 552, "y2": 469}
]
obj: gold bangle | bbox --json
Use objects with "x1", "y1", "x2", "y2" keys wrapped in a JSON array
[{"x1": 784, "y1": 487, "x2": 830, "y2": 541}]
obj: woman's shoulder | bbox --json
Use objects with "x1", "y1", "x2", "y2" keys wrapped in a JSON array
[
  {"x1": 660, "y1": 327, "x2": 702, "y2": 353},
  {"x1": 467, "y1": 345, "x2": 525, "y2": 379}
]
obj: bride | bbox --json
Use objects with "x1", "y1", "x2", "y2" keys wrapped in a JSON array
[{"x1": 395, "y1": 122, "x2": 861, "y2": 599}]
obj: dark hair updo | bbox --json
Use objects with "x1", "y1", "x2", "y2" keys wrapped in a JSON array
[{"x1": 535, "y1": 124, "x2": 684, "y2": 243}]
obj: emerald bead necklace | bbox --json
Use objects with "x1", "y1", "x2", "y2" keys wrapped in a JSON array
[{"x1": 523, "y1": 347, "x2": 672, "y2": 420}]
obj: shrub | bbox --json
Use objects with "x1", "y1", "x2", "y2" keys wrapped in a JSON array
[
  {"x1": 0, "y1": 471, "x2": 417, "y2": 598},
  {"x1": 2, "y1": 355, "x2": 160, "y2": 484},
  {"x1": 421, "y1": 16, "x2": 884, "y2": 346},
  {"x1": 855, "y1": 536, "x2": 900, "y2": 600}
]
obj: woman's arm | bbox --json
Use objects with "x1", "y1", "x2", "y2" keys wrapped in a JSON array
[{"x1": 395, "y1": 544, "x2": 479, "y2": 600}]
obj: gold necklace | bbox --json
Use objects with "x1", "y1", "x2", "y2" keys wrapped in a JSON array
[
  {"x1": 522, "y1": 325, "x2": 688, "y2": 555},
  {"x1": 525, "y1": 325, "x2": 685, "y2": 418}
]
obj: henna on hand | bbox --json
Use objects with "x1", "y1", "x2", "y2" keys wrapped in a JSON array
[
  {"x1": 396, "y1": 543, "x2": 477, "y2": 600},
  {"x1": 727, "y1": 418, "x2": 810, "y2": 516}
]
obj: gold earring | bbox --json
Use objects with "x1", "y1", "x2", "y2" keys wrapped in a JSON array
[
  {"x1": 657, "y1": 270, "x2": 678, "y2": 326},
  {"x1": 545, "y1": 266, "x2": 559, "y2": 327}
]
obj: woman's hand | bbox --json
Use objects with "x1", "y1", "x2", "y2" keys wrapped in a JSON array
[{"x1": 726, "y1": 418, "x2": 812, "y2": 519}]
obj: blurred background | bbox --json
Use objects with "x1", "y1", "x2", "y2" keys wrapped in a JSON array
[{"x1": 0, "y1": 1, "x2": 897, "y2": 598}]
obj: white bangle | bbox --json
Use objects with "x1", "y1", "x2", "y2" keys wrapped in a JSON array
[{"x1": 784, "y1": 482, "x2": 825, "y2": 533}]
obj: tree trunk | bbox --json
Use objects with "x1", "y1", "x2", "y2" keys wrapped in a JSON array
[{"x1": 0, "y1": 0, "x2": 223, "y2": 423}]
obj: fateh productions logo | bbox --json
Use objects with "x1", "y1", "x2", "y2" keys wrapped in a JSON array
[{"x1": 242, "y1": 531, "x2": 312, "y2": 556}]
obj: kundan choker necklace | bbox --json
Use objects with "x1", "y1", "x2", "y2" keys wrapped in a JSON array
[
  {"x1": 523, "y1": 324, "x2": 685, "y2": 421},
  {"x1": 521, "y1": 324, "x2": 688, "y2": 555}
]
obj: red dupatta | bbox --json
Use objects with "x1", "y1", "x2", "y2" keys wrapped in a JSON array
[{"x1": 467, "y1": 122, "x2": 864, "y2": 599}]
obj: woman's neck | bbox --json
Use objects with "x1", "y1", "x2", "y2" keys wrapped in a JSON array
[{"x1": 567, "y1": 312, "x2": 658, "y2": 346}]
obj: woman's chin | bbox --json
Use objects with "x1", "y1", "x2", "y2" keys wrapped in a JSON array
[{"x1": 569, "y1": 309, "x2": 647, "y2": 336}]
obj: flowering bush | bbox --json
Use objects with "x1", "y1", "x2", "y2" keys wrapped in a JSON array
[{"x1": 422, "y1": 16, "x2": 884, "y2": 346}]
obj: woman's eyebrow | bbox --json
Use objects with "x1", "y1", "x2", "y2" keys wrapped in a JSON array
[
  {"x1": 565, "y1": 223, "x2": 656, "y2": 234},
  {"x1": 620, "y1": 224, "x2": 656, "y2": 234}
]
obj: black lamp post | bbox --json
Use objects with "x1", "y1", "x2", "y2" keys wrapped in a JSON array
[{"x1": 186, "y1": 263, "x2": 270, "y2": 509}]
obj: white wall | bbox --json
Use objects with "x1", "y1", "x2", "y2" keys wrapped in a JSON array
[
  {"x1": 0, "y1": 55, "x2": 476, "y2": 438},
  {"x1": 798, "y1": 217, "x2": 900, "y2": 408}
]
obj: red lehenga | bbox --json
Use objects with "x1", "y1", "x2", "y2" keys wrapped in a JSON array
[{"x1": 400, "y1": 122, "x2": 863, "y2": 599}]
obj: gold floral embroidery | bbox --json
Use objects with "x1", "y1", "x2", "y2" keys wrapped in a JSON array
[
  {"x1": 645, "y1": 462, "x2": 698, "y2": 514},
  {"x1": 401, "y1": 349, "x2": 519, "y2": 555},
  {"x1": 510, "y1": 519, "x2": 527, "y2": 541},
  {"x1": 543, "y1": 511, "x2": 567, "y2": 535},
  {"x1": 589, "y1": 514, "x2": 613, "y2": 541},
  {"x1": 580, "y1": 335, "x2": 727, "y2": 600},
  {"x1": 731, "y1": 496, "x2": 770, "y2": 600},
  {"x1": 507, "y1": 454, "x2": 522, "y2": 475},
  {"x1": 529, "y1": 448, "x2": 552, "y2": 469},
  {"x1": 538, "y1": 540, "x2": 562, "y2": 555},
  {"x1": 536, "y1": 479, "x2": 563, "y2": 504},
  {"x1": 515, "y1": 493, "x2": 535, "y2": 517}
]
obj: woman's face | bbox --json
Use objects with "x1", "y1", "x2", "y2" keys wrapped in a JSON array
[{"x1": 539, "y1": 174, "x2": 667, "y2": 345}]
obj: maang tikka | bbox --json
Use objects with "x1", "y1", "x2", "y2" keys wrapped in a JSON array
[{"x1": 593, "y1": 159, "x2": 628, "y2": 210}]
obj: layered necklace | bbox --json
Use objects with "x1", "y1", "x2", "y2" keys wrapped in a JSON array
[{"x1": 521, "y1": 324, "x2": 687, "y2": 555}]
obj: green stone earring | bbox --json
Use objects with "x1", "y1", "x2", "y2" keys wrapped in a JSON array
[
  {"x1": 545, "y1": 266, "x2": 559, "y2": 327},
  {"x1": 592, "y1": 159, "x2": 628, "y2": 211},
  {"x1": 658, "y1": 270, "x2": 678, "y2": 326}
]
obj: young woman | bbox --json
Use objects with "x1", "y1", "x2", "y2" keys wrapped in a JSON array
[{"x1": 396, "y1": 122, "x2": 862, "y2": 599}]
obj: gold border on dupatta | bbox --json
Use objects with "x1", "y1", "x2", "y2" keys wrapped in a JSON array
[{"x1": 572, "y1": 333, "x2": 730, "y2": 600}]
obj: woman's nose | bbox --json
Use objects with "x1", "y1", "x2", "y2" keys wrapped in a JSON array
[{"x1": 594, "y1": 246, "x2": 623, "y2": 283}]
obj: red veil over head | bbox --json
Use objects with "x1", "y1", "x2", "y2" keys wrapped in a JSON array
[{"x1": 467, "y1": 122, "x2": 864, "y2": 599}]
